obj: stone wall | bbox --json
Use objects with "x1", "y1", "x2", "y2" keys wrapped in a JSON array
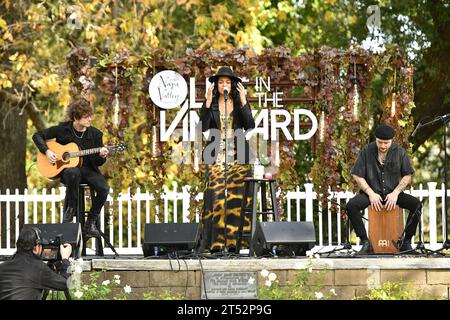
[{"x1": 78, "y1": 258, "x2": 450, "y2": 300}]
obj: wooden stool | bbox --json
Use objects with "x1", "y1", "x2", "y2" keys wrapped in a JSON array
[
  {"x1": 236, "y1": 178, "x2": 280, "y2": 256},
  {"x1": 368, "y1": 205, "x2": 404, "y2": 253}
]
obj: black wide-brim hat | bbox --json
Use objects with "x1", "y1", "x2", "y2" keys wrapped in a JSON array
[{"x1": 208, "y1": 66, "x2": 242, "y2": 83}]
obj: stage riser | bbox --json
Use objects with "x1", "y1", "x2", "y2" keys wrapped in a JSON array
[{"x1": 70, "y1": 258, "x2": 450, "y2": 300}]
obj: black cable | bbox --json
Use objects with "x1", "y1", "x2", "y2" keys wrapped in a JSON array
[
  {"x1": 198, "y1": 256, "x2": 208, "y2": 300},
  {"x1": 168, "y1": 251, "x2": 181, "y2": 272},
  {"x1": 181, "y1": 258, "x2": 189, "y2": 299}
]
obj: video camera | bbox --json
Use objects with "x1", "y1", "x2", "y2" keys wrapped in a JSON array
[{"x1": 41, "y1": 234, "x2": 64, "y2": 262}]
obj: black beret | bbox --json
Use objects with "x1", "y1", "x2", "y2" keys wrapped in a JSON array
[{"x1": 375, "y1": 125, "x2": 395, "y2": 140}]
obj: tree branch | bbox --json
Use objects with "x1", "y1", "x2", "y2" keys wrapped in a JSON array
[{"x1": 0, "y1": 90, "x2": 46, "y2": 131}]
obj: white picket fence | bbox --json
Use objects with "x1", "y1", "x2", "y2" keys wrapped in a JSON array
[{"x1": 0, "y1": 182, "x2": 448, "y2": 255}]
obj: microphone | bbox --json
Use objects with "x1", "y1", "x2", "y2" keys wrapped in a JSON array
[
  {"x1": 223, "y1": 87, "x2": 229, "y2": 100},
  {"x1": 411, "y1": 121, "x2": 422, "y2": 138}
]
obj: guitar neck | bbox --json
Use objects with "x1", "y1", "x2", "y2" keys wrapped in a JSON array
[{"x1": 70, "y1": 147, "x2": 104, "y2": 158}]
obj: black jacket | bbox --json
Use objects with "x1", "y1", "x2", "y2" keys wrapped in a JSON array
[
  {"x1": 0, "y1": 252, "x2": 70, "y2": 300},
  {"x1": 199, "y1": 98, "x2": 255, "y2": 165},
  {"x1": 32, "y1": 121, "x2": 106, "y2": 173}
]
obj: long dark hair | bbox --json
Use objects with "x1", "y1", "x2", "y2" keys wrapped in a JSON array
[{"x1": 212, "y1": 78, "x2": 242, "y2": 106}]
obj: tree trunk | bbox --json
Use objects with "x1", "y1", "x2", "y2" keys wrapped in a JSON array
[
  {"x1": 0, "y1": 100, "x2": 27, "y2": 248},
  {"x1": 0, "y1": 101, "x2": 27, "y2": 191}
]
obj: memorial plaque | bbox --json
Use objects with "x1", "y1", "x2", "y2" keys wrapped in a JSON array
[{"x1": 201, "y1": 271, "x2": 257, "y2": 299}]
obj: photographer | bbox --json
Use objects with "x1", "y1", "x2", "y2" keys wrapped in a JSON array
[{"x1": 0, "y1": 227, "x2": 73, "y2": 300}]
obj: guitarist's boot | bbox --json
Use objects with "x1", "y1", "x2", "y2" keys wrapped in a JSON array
[
  {"x1": 63, "y1": 207, "x2": 76, "y2": 223},
  {"x1": 83, "y1": 213, "x2": 100, "y2": 238}
]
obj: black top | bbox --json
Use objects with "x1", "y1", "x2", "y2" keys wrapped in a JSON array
[
  {"x1": 199, "y1": 98, "x2": 255, "y2": 164},
  {"x1": 0, "y1": 252, "x2": 70, "y2": 300},
  {"x1": 32, "y1": 121, "x2": 106, "y2": 173},
  {"x1": 351, "y1": 142, "x2": 414, "y2": 196}
]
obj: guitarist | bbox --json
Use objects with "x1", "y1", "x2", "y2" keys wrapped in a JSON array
[{"x1": 32, "y1": 99, "x2": 109, "y2": 238}]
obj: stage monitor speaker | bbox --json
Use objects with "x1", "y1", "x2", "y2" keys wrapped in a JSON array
[
  {"x1": 143, "y1": 223, "x2": 200, "y2": 257},
  {"x1": 253, "y1": 221, "x2": 316, "y2": 257},
  {"x1": 23, "y1": 223, "x2": 83, "y2": 259}
]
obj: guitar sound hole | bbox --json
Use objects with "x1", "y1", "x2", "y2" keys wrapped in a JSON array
[{"x1": 62, "y1": 152, "x2": 70, "y2": 162}]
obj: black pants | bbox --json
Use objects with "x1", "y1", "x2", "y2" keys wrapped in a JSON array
[
  {"x1": 346, "y1": 192, "x2": 422, "y2": 240},
  {"x1": 61, "y1": 167, "x2": 109, "y2": 217}
]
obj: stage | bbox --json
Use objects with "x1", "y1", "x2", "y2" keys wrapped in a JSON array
[{"x1": 53, "y1": 254, "x2": 450, "y2": 300}]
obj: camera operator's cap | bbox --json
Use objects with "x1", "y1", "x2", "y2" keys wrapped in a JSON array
[
  {"x1": 375, "y1": 124, "x2": 395, "y2": 140},
  {"x1": 17, "y1": 227, "x2": 50, "y2": 250},
  {"x1": 208, "y1": 66, "x2": 242, "y2": 83}
]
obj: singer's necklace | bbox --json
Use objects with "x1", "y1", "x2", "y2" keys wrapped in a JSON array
[{"x1": 72, "y1": 124, "x2": 86, "y2": 139}]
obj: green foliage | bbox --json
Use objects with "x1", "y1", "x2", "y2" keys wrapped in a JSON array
[
  {"x1": 143, "y1": 291, "x2": 186, "y2": 300},
  {"x1": 257, "y1": 258, "x2": 336, "y2": 300},
  {"x1": 355, "y1": 281, "x2": 444, "y2": 300},
  {"x1": 69, "y1": 272, "x2": 131, "y2": 300},
  {"x1": 2, "y1": 0, "x2": 446, "y2": 196},
  {"x1": 44, "y1": 272, "x2": 131, "y2": 300},
  {"x1": 48, "y1": 271, "x2": 186, "y2": 300}
]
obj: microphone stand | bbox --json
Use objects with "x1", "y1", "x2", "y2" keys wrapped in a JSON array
[
  {"x1": 222, "y1": 89, "x2": 229, "y2": 255},
  {"x1": 316, "y1": 198, "x2": 363, "y2": 257},
  {"x1": 414, "y1": 113, "x2": 450, "y2": 252}
]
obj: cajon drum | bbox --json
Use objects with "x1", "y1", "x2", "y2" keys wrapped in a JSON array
[{"x1": 368, "y1": 206, "x2": 404, "y2": 253}]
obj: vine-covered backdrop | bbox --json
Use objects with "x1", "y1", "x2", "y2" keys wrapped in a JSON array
[{"x1": 36, "y1": 45, "x2": 415, "y2": 219}]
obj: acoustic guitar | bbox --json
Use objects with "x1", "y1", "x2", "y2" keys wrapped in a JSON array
[{"x1": 37, "y1": 140, "x2": 126, "y2": 179}]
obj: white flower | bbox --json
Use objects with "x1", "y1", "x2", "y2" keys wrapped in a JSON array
[
  {"x1": 247, "y1": 277, "x2": 255, "y2": 285},
  {"x1": 268, "y1": 273, "x2": 277, "y2": 281},
  {"x1": 308, "y1": 267, "x2": 313, "y2": 273},
  {"x1": 314, "y1": 253, "x2": 321, "y2": 259},
  {"x1": 102, "y1": 280, "x2": 110, "y2": 286},
  {"x1": 330, "y1": 288, "x2": 337, "y2": 296},
  {"x1": 314, "y1": 291, "x2": 324, "y2": 299},
  {"x1": 306, "y1": 251, "x2": 314, "y2": 257},
  {"x1": 114, "y1": 275, "x2": 121, "y2": 280},
  {"x1": 260, "y1": 269, "x2": 269, "y2": 278},
  {"x1": 265, "y1": 280, "x2": 272, "y2": 287},
  {"x1": 115, "y1": 279, "x2": 121, "y2": 285},
  {"x1": 124, "y1": 285, "x2": 132, "y2": 294},
  {"x1": 73, "y1": 265, "x2": 83, "y2": 274},
  {"x1": 74, "y1": 290, "x2": 83, "y2": 299}
]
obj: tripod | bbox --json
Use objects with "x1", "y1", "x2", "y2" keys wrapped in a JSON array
[
  {"x1": 83, "y1": 228, "x2": 119, "y2": 257},
  {"x1": 42, "y1": 261, "x2": 71, "y2": 300},
  {"x1": 394, "y1": 201, "x2": 438, "y2": 256},
  {"x1": 413, "y1": 113, "x2": 450, "y2": 253},
  {"x1": 316, "y1": 199, "x2": 361, "y2": 257}
]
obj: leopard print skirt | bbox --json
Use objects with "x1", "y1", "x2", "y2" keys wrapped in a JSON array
[{"x1": 200, "y1": 161, "x2": 252, "y2": 252}]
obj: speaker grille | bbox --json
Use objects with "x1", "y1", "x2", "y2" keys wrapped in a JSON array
[
  {"x1": 253, "y1": 221, "x2": 316, "y2": 256},
  {"x1": 143, "y1": 223, "x2": 200, "y2": 256},
  {"x1": 23, "y1": 223, "x2": 82, "y2": 258}
]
